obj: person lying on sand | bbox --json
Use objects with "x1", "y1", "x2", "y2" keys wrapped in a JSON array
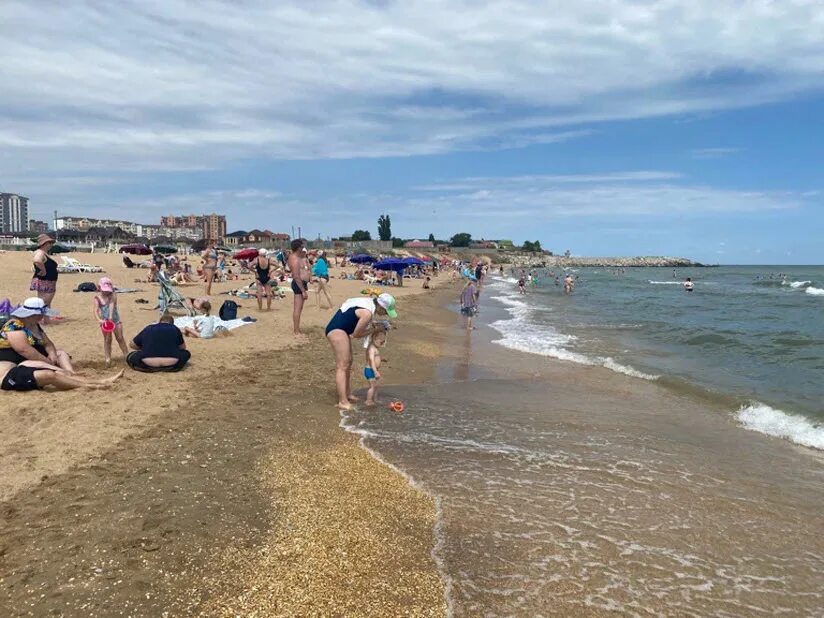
[
  {"x1": 181, "y1": 301, "x2": 231, "y2": 339},
  {"x1": 0, "y1": 359, "x2": 123, "y2": 392}
]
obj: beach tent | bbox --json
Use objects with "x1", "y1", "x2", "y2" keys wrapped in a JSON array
[
  {"x1": 119, "y1": 244, "x2": 152, "y2": 255},
  {"x1": 349, "y1": 253, "x2": 377, "y2": 264},
  {"x1": 234, "y1": 248, "x2": 259, "y2": 260}
]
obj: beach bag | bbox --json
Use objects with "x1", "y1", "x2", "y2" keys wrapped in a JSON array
[
  {"x1": 219, "y1": 300, "x2": 238, "y2": 321},
  {"x1": 76, "y1": 282, "x2": 98, "y2": 292}
]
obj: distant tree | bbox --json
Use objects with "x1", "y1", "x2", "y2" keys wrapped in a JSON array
[
  {"x1": 352, "y1": 229, "x2": 372, "y2": 241},
  {"x1": 428, "y1": 233, "x2": 436, "y2": 243},
  {"x1": 391, "y1": 237, "x2": 405, "y2": 248},
  {"x1": 377, "y1": 214, "x2": 392, "y2": 241},
  {"x1": 450, "y1": 233, "x2": 472, "y2": 247},
  {"x1": 522, "y1": 240, "x2": 542, "y2": 252}
]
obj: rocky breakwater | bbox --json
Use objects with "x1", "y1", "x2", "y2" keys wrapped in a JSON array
[{"x1": 513, "y1": 255, "x2": 707, "y2": 268}]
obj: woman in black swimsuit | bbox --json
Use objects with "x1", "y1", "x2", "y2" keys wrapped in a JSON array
[
  {"x1": 30, "y1": 234, "x2": 59, "y2": 310},
  {"x1": 254, "y1": 249, "x2": 274, "y2": 311}
]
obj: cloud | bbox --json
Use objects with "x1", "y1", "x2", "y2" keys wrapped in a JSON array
[
  {"x1": 1, "y1": 0, "x2": 824, "y2": 179},
  {"x1": 690, "y1": 147, "x2": 741, "y2": 159}
]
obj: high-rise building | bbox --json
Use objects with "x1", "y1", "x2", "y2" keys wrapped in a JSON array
[
  {"x1": 28, "y1": 219, "x2": 49, "y2": 233},
  {"x1": 0, "y1": 193, "x2": 29, "y2": 234},
  {"x1": 161, "y1": 213, "x2": 226, "y2": 242}
]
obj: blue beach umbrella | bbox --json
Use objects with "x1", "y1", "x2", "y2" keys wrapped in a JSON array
[
  {"x1": 401, "y1": 256, "x2": 427, "y2": 266},
  {"x1": 373, "y1": 258, "x2": 408, "y2": 272},
  {"x1": 349, "y1": 253, "x2": 377, "y2": 264}
]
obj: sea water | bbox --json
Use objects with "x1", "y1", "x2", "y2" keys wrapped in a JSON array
[
  {"x1": 339, "y1": 265, "x2": 824, "y2": 616},
  {"x1": 487, "y1": 265, "x2": 824, "y2": 450}
]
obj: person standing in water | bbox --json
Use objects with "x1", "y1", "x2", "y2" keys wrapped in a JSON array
[{"x1": 684, "y1": 277, "x2": 694, "y2": 292}]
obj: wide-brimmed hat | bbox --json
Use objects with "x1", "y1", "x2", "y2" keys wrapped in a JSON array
[
  {"x1": 376, "y1": 293, "x2": 398, "y2": 318},
  {"x1": 36, "y1": 234, "x2": 55, "y2": 248},
  {"x1": 10, "y1": 297, "x2": 55, "y2": 318}
]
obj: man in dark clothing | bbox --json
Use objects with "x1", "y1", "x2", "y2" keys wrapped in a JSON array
[{"x1": 127, "y1": 314, "x2": 190, "y2": 372}]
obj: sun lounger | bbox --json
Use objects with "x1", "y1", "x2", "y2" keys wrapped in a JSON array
[{"x1": 60, "y1": 256, "x2": 104, "y2": 273}]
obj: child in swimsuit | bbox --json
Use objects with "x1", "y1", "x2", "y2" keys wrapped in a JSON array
[
  {"x1": 93, "y1": 277, "x2": 129, "y2": 366},
  {"x1": 364, "y1": 327, "x2": 387, "y2": 406}
]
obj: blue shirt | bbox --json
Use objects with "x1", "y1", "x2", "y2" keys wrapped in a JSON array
[
  {"x1": 133, "y1": 322, "x2": 184, "y2": 357},
  {"x1": 312, "y1": 258, "x2": 329, "y2": 278}
]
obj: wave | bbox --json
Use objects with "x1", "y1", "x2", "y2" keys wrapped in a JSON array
[
  {"x1": 736, "y1": 403, "x2": 824, "y2": 451},
  {"x1": 489, "y1": 293, "x2": 658, "y2": 381},
  {"x1": 805, "y1": 286, "x2": 824, "y2": 296},
  {"x1": 648, "y1": 281, "x2": 681, "y2": 285},
  {"x1": 785, "y1": 280, "x2": 812, "y2": 289}
]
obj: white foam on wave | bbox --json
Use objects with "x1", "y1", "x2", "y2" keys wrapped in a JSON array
[
  {"x1": 805, "y1": 286, "x2": 824, "y2": 296},
  {"x1": 737, "y1": 403, "x2": 824, "y2": 450},
  {"x1": 489, "y1": 292, "x2": 658, "y2": 380},
  {"x1": 785, "y1": 280, "x2": 811, "y2": 289},
  {"x1": 648, "y1": 280, "x2": 681, "y2": 285}
]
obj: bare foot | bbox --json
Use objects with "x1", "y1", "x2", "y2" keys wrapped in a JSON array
[
  {"x1": 348, "y1": 395, "x2": 360, "y2": 403},
  {"x1": 364, "y1": 400, "x2": 376, "y2": 407},
  {"x1": 336, "y1": 401, "x2": 354, "y2": 411},
  {"x1": 104, "y1": 369, "x2": 125, "y2": 383}
]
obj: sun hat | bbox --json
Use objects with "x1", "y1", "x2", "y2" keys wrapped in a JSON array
[
  {"x1": 98, "y1": 277, "x2": 114, "y2": 292},
  {"x1": 376, "y1": 293, "x2": 398, "y2": 318},
  {"x1": 258, "y1": 248, "x2": 267, "y2": 256},
  {"x1": 10, "y1": 297, "x2": 54, "y2": 318},
  {"x1": 36, "y1": 234, "x2": 55, "y2": 248}
]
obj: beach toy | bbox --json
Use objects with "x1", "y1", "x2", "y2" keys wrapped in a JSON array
[
  {"x1": 389, "y1": 400, "x2": 405, "y2": 413},
  {"x1": 101, "y1": 319, "x2": 116, "y2": 333}
]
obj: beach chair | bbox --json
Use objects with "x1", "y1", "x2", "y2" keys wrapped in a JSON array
[
  {"x1": 156, "y1": 271, "x2": 195, "y2": 316},
  {"x1": 60, "y1": 256, "x2": 103, "y2": 273}
]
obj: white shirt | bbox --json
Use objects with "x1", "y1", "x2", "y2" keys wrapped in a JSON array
[{"x1": 196, "y1": 315, "x2": 217, "y2": 338}]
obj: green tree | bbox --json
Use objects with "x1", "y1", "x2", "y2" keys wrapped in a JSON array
[
  {"x1": 377, "y1": 214, "x2": 392, "y2": 241},
  {"x1": 352, "y1": 229, "x2": 372, "y2": 241},
  {"x1": 522, "y1": 240, "x2": 542, "y2": 252},
  {"x1": 428, "y1": 233, "x2": 436, "y2": 243},
  {"x1": 391, "y1": 237, "x2": 405, "y2": 248},
  {"x1": 450, "y1": 232, "x2": 472, "y2": 247}
]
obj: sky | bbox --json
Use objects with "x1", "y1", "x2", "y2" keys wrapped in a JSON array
[{"x1": 1, "y1": 1, "x2": 823, "y2": 264}]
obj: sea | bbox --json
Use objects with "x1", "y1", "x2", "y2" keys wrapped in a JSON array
[{"x1": 340, "y1": 265, "x2": 824, "y2": 617}]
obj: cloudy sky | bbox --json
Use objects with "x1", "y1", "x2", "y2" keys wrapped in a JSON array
[{"x1": 2, "y1": 0, "x2": 823, "y2": 263}]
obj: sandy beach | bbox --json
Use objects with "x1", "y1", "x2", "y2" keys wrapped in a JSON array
[{"x1": 0, "y1": 249, "x2": 450, "y2": 616}]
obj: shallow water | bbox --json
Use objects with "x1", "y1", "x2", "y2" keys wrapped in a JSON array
[
  {"x1": 342, "y1": 377, "x2": 824, "y2": 617},
  {"x1": 486, "y1": 265, "x2": 824, "y2": 450}
]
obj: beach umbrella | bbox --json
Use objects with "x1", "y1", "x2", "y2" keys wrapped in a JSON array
[
  {"x1": 152, "y1": 245, "x2": 178, "y2": 254},
  {"x1": 234, "y1": 247, "x2": 260, "y2": 260},
  {"x1": 119, "y1": 243, "x2": 152, "y2": 255},
  {"x1": 401, "y1": 256, "x2": 427, "y2": 266},
  {"x1": 373, "y1": 258, "x2": 408, "y2": 272},
  {"x1": 349, "y1": 253, "x2": 377, "y2": 264}
]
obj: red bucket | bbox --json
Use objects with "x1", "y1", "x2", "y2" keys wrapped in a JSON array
[{"x1": 101, "y1": 319, "x2": 116, "y2": 333}]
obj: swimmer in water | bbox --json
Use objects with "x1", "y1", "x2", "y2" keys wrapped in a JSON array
[
  {"x1": 684, "y1": 277, "x2": 694, "y2": 292},
  {"x1": 563, "y1": 274, "x2": 574, "y2": 294}
]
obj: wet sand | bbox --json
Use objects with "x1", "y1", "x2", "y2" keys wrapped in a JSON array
[{"x1": 0, "y1": 250, "x2": 451, "y2": 616}]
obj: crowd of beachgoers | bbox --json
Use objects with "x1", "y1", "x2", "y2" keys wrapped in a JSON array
[{"x1": 0, "y1": 234, "x2": 478, "y2": 409}]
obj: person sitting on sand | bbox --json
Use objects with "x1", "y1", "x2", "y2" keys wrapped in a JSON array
[
  {"x1": 325, "y1": 293, "x2": 397, "y2": 410},
  {"x1": 423, "y1": 276, "x2": 431, "y2": 290},
  {"x1": 181, "y1": 301, "x2": 231, "y2": 339},
  {"x1": 364, "y1": 326, "x2": 387, "y2": 407},
  {"x1": 0, "y1": 359, "x2": 123, "y2": 392},
  {"x1": 127, "y1": 313, "x2": 191, "y2": 372},
  {"x1": 0, "y1": 298, "x2": 75, "y2": 373}
]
